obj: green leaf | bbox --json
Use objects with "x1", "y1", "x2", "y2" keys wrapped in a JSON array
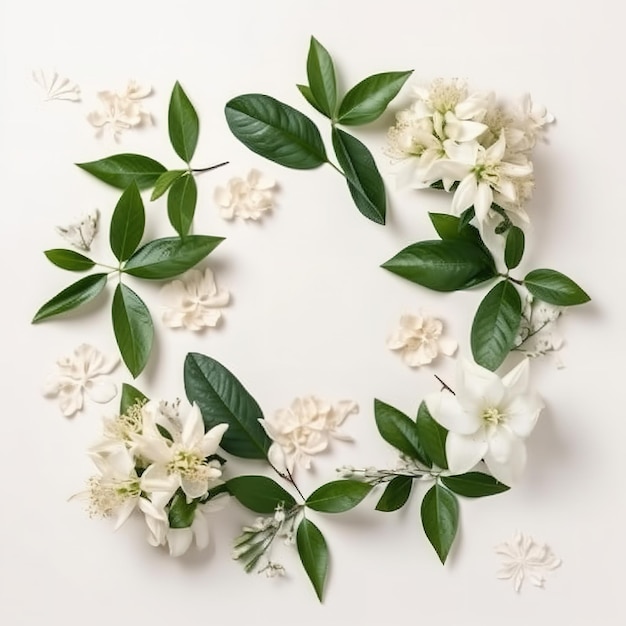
[
  {"x1": 306, "y1": 480, "x2": 372, "y2": 513},
  {"x1": 76, "y1": 154, "x2": 166, "y2": 190},
  {"x1": 151, "y1": 170, "x2": 187, "y2": 201},
  {"x1": 111, "y1": 283, "x2": 154, "y2": 378},
  {"x1": 297, "y1": 518, "x2": 328, "y2": 602},
  {"x1": 226, "y1": 476, "x2": 297, "y2": 513},
  {"x1": 306, "y1": 36, "x2": 337, "y2": 118},
  {"x1": 167, "y1": 174, "x2": 197, "y2": 237},
  {"x1": 504, "y1": 226, "x2": 525, "y2": 270},
  {"x1": 109, "y1": 181, "x2": 145, "y2": 262},
  {"x1": 32, "y1": 273, "x2": 108, "y2": 322},
  {"x1": 168, "y1": 82, "x2": 200, "y2": 164},
  {"x1": 471, "y1": 280, "x2": 522, "y2": 371},
  {"x1": 441, "y1": 472, "x2": 510, "y2": 497},
  {"x1": 225, "y1": 94, "x2": 327, "y2": 169},
  {"x1": 119, "y1": 383, "x2": 148, "y2": 414},
  {"x1": 296, "y1": 84, "x2": 326, "y2": 116},
  {"x1": 429, "y1": 213, "x2": 483, "y2": 246},
  {"x1": 374, "y1": 399, "x2": 430, "y2": 466},
  {"x1": 168, "y1": 491, "x2": 197, "y2": 528},
  {"x1": 331, "y1": 127, "x2": 386, "y2": 224},
  {"x1": 183, "y1": 353, "x2": 271, "y2": 459},
  {"x1": 524, "y1": 269, "x2": 590, "y2": 306},
  {"x1": 123, "y1": 235, "x2": 223, "y2": 279},
  {"x1": 458, "y1": 207, "x2": 475, "y2": 230},
  {"x1": 382, "y1": 240, "x2": 496, "y2": 291},
  {"x1": 421, "y1": 484, "x2": 459, "y2": 564},
  {"x1": 337, "y1": 70, "x2": 413, "y2": 125},
  {"x1": 375, "y1": 476, "x2": 413, "y2": 512},
  {"x1": 44, "y1": 249, "x2": 95, "y2": 272},
  {"x1": 415, "y1": 401, "x2": 448, "y2": 470}
]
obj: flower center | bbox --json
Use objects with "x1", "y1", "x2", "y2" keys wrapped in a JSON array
[
  {"x1": 167, "y1": 447, "x2": 211, "y2": 483},
  {"x1": 88, "y1": 476, "x2": 140, "y2": 518},
  {"x1": 482, "y1": 406, "x2": 506, "y2": 425}
]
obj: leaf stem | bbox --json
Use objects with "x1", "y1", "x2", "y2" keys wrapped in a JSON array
[
  {"x1": 192, "y1": 160, "x2": 229, "y2": 173},
  {"x1": 499, "y1": 273, "x2": 524, "y2": 286},
  {"x1": 326, "y1": 159, "x2": 345, "y2": 177},
  {"x1": 268, "y1": 460, "x2": 306, "y2": 502}
]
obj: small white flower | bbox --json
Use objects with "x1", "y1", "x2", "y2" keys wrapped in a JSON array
[
  {"x1": 260, "y1": 396, "x2": 358, "y2": 473},
  {"x1": 496, "y1": 531, "x2": 561, "y2": 592},
  {"x1": 160, "y1": 267, "x2": 230, "y2": 332},
  {"x1": 43, "y1": 344, "x2": 119, "y2": 416},
  {"x1": 214, "y1": 169, "x2": 277, "y2": 221},
  {"x1": 56, "y1": 209, "x2": 99, "y2": 251},
  {"x1": 32, "y1": 69, "x2": 81, "y2": 102},
  {"x1": 516, "y1": 294, "x2": 564, "y2": 363},
  {"x1": 387, "y1": 312, "x2": 457, "y2": 367},
  {"x1": 425, "y1": 358, "x2": 543, "y2": 486}
]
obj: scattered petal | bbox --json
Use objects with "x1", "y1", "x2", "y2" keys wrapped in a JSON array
[{"x1": 33, "y1": 69, "x2": 81, "y2": 102}]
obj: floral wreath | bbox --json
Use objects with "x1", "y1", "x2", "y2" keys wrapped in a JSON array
[{"x1": 34, "y1": 37, "x2": 589, "y2": 601}]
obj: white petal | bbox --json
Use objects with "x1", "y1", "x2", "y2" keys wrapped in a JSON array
[
  {"x1": 501, "y1": 359, "x2": 530, "y2": 395},
  {"x1": 181, "y1": 477, "x2": 209, "y2": 500},
  {"x1": 191, "y1": 510, "x2": 211, "y2": 550},
  {"x1": 451, "y1": 175, "x2": 478, "y2": 215},
  {"x1": 199, "y1": 422, "x2": 229, "y2": 457},
  {"x1": 167, "y1": 528, "x2": 193, "y2": 557},
  {"x1": 484, "y1": 435, "x2": 527, "y2": 485},
  {"x1": 425, "y1": 391, "x2": 482, "y2": 435},
  {"x1": 58, "y1": 388, "x2": 84, "y2": 416},
  {"x1": 140, "y1": 464, "x2": 178, "y2": 497},
  {"x1": 85, "y1": 380, "x2": 117, "y2": 404},
  {"x1": 505, "y1": 393, "x2": 543, "y2": 438},
  {"x1": 446, "y1": 431, "x2": 488, "y2": 474},
  {"x1": 113, "y1": 497, "x2": 138, "y2": 530},
  {"x1": 267, "y1": 442, "x2": 288, "y2": 474},
  {"x1": 474, "y1": 182, "x2": 493, "y2": 222},
  {"x1": 438, "y1": 336, "x2": 458, "y2": 356},
  {"x1": 182, "y1": 403, "x2": 205, "y2": 448}
]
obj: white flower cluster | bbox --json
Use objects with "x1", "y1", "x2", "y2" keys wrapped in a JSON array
[
  {"x1": 387, "y1": 79, "x2": 553, "y2": 225},
  {"x1": 82, "y1": 399, "x2": 229, "y2": 557}
]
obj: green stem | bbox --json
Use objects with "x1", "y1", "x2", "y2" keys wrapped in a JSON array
[{"x1": 326, "y1": 159, "x2": 345, "y2": 177}]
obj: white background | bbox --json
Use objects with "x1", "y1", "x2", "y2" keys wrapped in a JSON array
[{"x1": 1, "y1": 1, "x2": 624, "y2": 624}]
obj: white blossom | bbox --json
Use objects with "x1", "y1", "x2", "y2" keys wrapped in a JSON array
[
  {"x1": 214, "y1": 169, "x2": 277, "y2": 221},
  {"x1": 55, "y1": 209, "x2": 99, "y2": 251},
  {"x1": 516, "y1": 294, "x2": 564, "y2": 364}
]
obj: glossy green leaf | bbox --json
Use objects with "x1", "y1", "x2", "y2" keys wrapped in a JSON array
[
  {"x1": 374, "y1": 399, "x2": 430, "y2": 466},
  {"x1": 458, "y1": 206, "x2": 475, "y2": 230},
  {"x1": 225, "y1": 94, "x2": 327, "y2": 169},
  {"x1": 421, "y1": 484, "x2": 459, "y2": 564},
  {"x1": 337, "y1": 70, "x2": 413, "y2": 125},
  {"x1": 375, "y1": 475, "x2": 413, "y2": 512},
  {"x1": 471, "y1": 280, "x2": 522, "y2": 371},
  {"x1": 111, "y1": 283, "x2": 153, "y2": 378},
  {"x1": 504, "y1": 226, "x2": 525, "y2": 270},
  {"x1": 151, "y1": 169, "x2": 187, "y2": 201},
  {"x1": 168, "y1": 492, "x2": 197, "y2": 528},
  {"x1": 415, "y1": 402, "x2": 448, "y2": 470},
  {"x1": 226, "y1": 476, "x2": 297, "y2": 513},
  {"x1": 332, "y1": 127, "x2": 386, "y2": 224},
  {"x1": 296, "y1": 84, "x2": 326, "y2": 116},
  {"x1": 123, "y1": 235, "x2": 223, "y2": 279},
  {"x1": 297, "y1": 518, "x2": 328, "y2": 602},
  {"x1": 441, "y1": 472, "x2": 510, "y2": 497},
  {"x1": 382, "y1": 240, "x2": 496, "y2": 291},
  {"x1": 184, "y1": 352, "x2": 271, "y2": 459},
  {"x1": 429, "y1": 213, "x2": 483, "y2": 247},
  {"x1": 167, "y1": 174, "x2": 197, "y2": 237},
  {"x1": 169, "y1": 82, "x2": 199, "y2": 164},
  {"x1": 76, "y1": 154, "x2": 166, "y2": 190},
  {"x1": 44, "y1": 249, "x2": 95, "y2": 272},
  {"x1": 524, "y1": 268, "x2": 590, "y2": 306},
  {"x1": 306, "y1": 480, "x2": 372, "y2": 513},
  {"x1": 306, "y1": 36, "x2": 337, "y2": 118},
  {"x1": 32, "y1": 273, "x2": 108, "y2": 322},
  {"x1": 110, "y1": 181, "x2": 145, "y2": 262},
  {"x1": 119, "y1": 382, "x2": 148, "y2": 414}
]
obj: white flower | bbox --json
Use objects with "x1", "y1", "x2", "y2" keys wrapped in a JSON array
[
  {"x1": 214, "y1": 169, "x2": 276, "y2": 221},
  {"x1": 516, "y1": 294, "x2": 564, "y2": 363},
  {"x1": 425, "y1": 359, "x2": 543, "y2": 485},
  {"x1": 43, "y1": 344, "x2": 119, "y2": 416},
  {"x1": 496, "y1": 531, "x2": 561, "y2": 592},
  {"x1": 32, "y1": 69, "x2": 80, "y2": 102},
  {"x1": 387, "y1": 312, "x2": 457, "y2": 367},
  {"x1": 160, "y1": 267, "x2": 230, "y2": 331},
  {"x1": 55, "y1": 209, "x2": 99, "y2": 251},
  {"x1": 260, "y1": 396, "x2": 358, "y2": 473}
]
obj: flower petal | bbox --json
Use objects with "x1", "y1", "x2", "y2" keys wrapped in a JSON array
[
  {"x1": 425, "y1": 391, "x2": 482, "y2": 435},
  {"x1": 484, "y1": 434, "x2": 527, "y2": 485},
  {"x1": 85, "y1": 379, "x2": 117, "y2": 404},
  {"x1": 446, "y1": 431, "x2": 488, "y2": 474},
  {"x1": 167, "y1": 528, "x2": 194, "y2": 557}
]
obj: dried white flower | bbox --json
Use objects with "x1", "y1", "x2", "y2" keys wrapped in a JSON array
[
  {"x1": 496, "y1": 531, "x2": 561, "y2": 592},
  {"x1": 160, "y1": 267, "x2": 230, "y2": 331},
  {"x1": 56, "y1": 209, "x2": 99, "y2": 251},
  {"x1": 516, "y1": 294, "x2": 564, "y2": 364},
  {"x1": 214, "y1": 169, "x2": 277, "y2": 221},
  {"x1": 43, "y1": 344, "x2": 119, "y2": 416},
  {"x1": 32, "y1": 69, "x2": 81, "y2": 102}
]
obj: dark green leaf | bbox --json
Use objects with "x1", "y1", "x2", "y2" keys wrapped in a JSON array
[
  {"x1": 382, "y1": 240, "x2": 496, "y2": 291},
  {"x1": 458, "y1": 207, "x2": 475, "y2": 230},
  {"x1": 44, "y1": 249, "x2": 95, "y2": 272},
  {"x1": 184, "y1": 353, "x2": 271, "y2": 459},
  {"x1": 225, "y1": 94, "x2": 327, "y2": 169},
  {"x1": 168, "y1": 491, "x2": 197, "y2": 528},
  {"x1": 297, "y1": 518, "x2": 328, "y2": 602},
  {"x1": 120, "y1": 383, "x2": 148, "y2": 413},
  {"x1": 76, "y1": 154, "x2": 166, "y2": 190},
  {"x1": 167, "y1": 174, "x2": 197, "y2": 237},
  {"x1": 429, "y1": 213, "x2": 483, "y2": 246},
  {"x1": 504, "y1": 226, "x2": 525, "y2": 270},
  {"x1": 332, "y1": 127, "x2": 386, "y2": 224},
  {"x1": 296, "y1": 84, "x2": 326, "y2": 116},
  {"x1": 123, "y1": 235, "x2": 223, "y2": 279},
  {"x1": 109, "y1": 181, "x2": 145, "y2": 262},
  {"x1": 306, "y1": 480, "x2": 372, "y2": 513},
  {"x1": 441, "y1": 472, "x2": 510, "y2": 497},
  {"x1": 111, "y1": 283, "x2": 153, "y2": 378},
  {"x1": 169, "y1": 82, "x2": 200, "y2": 164},
  {"x1": 471, "y1": 280, "x2": 522, "y2": 371},
  {"x1": 415, "y1": 401, "x2": 448, "y2": 470},
  {"x1": 151, "y1": 170, "x2": 187, "y2": 201},
  {"x1": 306, "y1": 36, "x2": 337, "y2": 118},
  {"x1": 337, "y1": 70, "x2": 413, "y2": 125},
  {"x1": 524, "y1": 269, "x2": 590, "y2": 306},
  {"x1": 375, "y1": 476, "x2": 413, "y2": 512},
  {"x1": 374, "y1": 399, "x2": 430, "y2": 466},
  {"x1": 421, "y1": 484, "x2": 459, "y2": 564},
  {"x1": 32, "y1": 273, "x2": 108, "y2": 322},
  {"x1": 226, "y1": 476, "x2": 296, "y2": 513}
]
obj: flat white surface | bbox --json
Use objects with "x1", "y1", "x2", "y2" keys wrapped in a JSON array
[{"x1": 1, "y1": 1, "x2": 624, "y2": 623}]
